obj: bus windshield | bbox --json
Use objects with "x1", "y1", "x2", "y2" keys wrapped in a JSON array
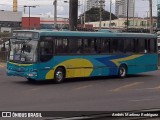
[{"x1": 9, "y1": 38, "x2": 38, "y2": 63}]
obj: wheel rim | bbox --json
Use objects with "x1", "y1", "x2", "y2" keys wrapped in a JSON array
[
  {"x1": 55, "y1": 71, "x2": 63, "y2": 82},
  {"x1": 120, "y1": 67, "x2": 126, "y2": 77}
]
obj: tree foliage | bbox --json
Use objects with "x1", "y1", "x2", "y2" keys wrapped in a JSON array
[{"x1": 78, "y1": 7, "x2": 117, "y2": 23}]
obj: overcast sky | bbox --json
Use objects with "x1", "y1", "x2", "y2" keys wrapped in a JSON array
[{"x1": 0, "y1": 0, "x2": 158, "y2": 18}]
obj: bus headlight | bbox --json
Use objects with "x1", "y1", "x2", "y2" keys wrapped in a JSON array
[{"x1": 27, "y1": 73, "x2": 37, "y2": 77}]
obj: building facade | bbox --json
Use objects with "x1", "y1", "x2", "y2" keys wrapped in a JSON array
[
  {"x1": 22, "y1": 17, "x2": 40, "y2": 29},
  {"x1": 87, "y1": 0, "x2": 105, "y2": 11},
  {"x1": 0, "y1": 11, "x2": 22, "y2": 32},
  {"x1": 86, "y1": 17, "x2": 157, "y2": 29},
  {"x1": 115, "y1": 0, "x2": 134, "y2": 18},
  {"x1": 22, "y1": 14, "x2": 69, "y2": 30}
]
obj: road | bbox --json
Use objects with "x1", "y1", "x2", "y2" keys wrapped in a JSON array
[{"x1": 0, "y1": 63, "x2": 160, "y2": 112}]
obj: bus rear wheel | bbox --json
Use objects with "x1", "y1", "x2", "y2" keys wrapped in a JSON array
[
  {"x1": 118, "y1": 65, "x2": 127, "y2": 78},
  {"x1": 54, "y1": 67, "x2": 65, "y2": 83}
]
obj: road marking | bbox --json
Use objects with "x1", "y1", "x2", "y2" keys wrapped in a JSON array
[
  {"x1": 73, "y1": 85, "x2": 93, "y2": 90},
  {"x1": 22, "y1": 88, "x2": 41, "y2": 94},
  {"x1": 110, "y1": 82, "x2": 144, "y2": 92},
  {"x1": 135, "y1": 85, "x2": 160, "y2": 91},
  {"x1": 129, "y1": 98, "x2": 154, "y2": 102}
]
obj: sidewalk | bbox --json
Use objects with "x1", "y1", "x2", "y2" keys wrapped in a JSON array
[{"x1": 0, "y1": 62, "x2": 6, "y2": 68}]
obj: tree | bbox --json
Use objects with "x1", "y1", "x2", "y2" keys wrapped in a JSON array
[
  {"x1": 78, "y1": 7, "x2": 117, "y2": 24},
  {"x1": 123, "y1": 20, "x2": 134, "y2": 28},
  {"x1": 123, "y1": 21, "x2": 127, "y2": 26},
  {"x1": 110, "y1": 22, "x2": 116, "y2": 27}
]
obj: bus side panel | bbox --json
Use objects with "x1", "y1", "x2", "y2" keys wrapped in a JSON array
[
  {"x1": 36, "y1": 61, "x2": 54, "y2": 80},
  {"x1": 43, "y1": 55, "x2": 119, "y2": 79},
  {"x1": 84, "y1": 55, "x2": 118, "y2": 77},
  {"x1": 132, "y1": 54, "x2": 158, "y2": 74},
  {"x1": 37, "y1": 54, "x2": 158, "y2": 80},
  {"x1": 91, "y1": 54, "x2": 138, "y2": 77},
  {"x1": 42, "y1": 56, "x2": 94, "y2": 79},
  {"x1": 124, "y1": 54, "x2": 157, "y2": 75}
]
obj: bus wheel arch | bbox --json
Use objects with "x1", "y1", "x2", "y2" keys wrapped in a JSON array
[
  {"x1": 54, "y1": 66, "x2": 66, "y2": 83},
  {"x1": 118, "y1": 64, "x2": 128, "y2": 78}
]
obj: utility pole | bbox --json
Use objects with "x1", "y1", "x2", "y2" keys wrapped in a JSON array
[
  {"x1": 84, "y1": 0, "x2": 86, "y2": 28},
  {"x1": 146, "y1": 11, "x2": 149, "y2": 29},
  {"x1": 69, "y1": 0, "x2": 78, "y2": 31},
  {"x1": 99, "y1": 0, "x2": 103, "y2": 30},
  {"x1": 24, "y1": 6, "x2": 36, "y2": 29},
  {"x1": 24, "y1": 7, "x2": 26, "y2": 14},
  {"x1": 149, "y1": 0, "x2": 153, "y2": 33},
  {"x1": 109, "y1": 0, "x2": 112, "y2": 29},
  {"x1": 133, "y1": 0, "x2": 135, "y2": 27},
  {"x1": 53, "y1": 0, "x2": 57, "y2": 29},
  {"x1": 80, "y1": 1, "x2": 83, "y2": 25},
  {"x1": 126, "y1": 0, "x2": 129, "y2": 32}
]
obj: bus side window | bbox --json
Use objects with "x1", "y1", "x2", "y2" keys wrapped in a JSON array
[
  {"x1": 137, "y1": 39, "x2": 145, "y2": 53},
  {"x1": 40, "y1": 40, "x2": 53, "y2": 62},
  {"x1": 55, "y1": 38, "x2": 68, "y2": 54},
  {"x1": 83, "y1": 38, "x2": 96, "y2": 54},
  {"x1": 124, "y1": 38, "x2": 134, "y2": 54},
  {"x1": 68, "y1": 38, "x2": 83, "y2": 54},
  {"x1": 94, "y1": 38, "x2": 100, "y2": 53},
  {"x1": 100, "y1": 38, "x2": 110, "y2": 54},
  {"x1": 110, "y1": 39, "x2": 119, "y2": 54},
  {"x1": 149, "y1": 39, "x2": 157, "y2": 53},
  {"x1": 76, "y1": 39, "x2": 83, "y2": 54},
  {"x1": 144, "y1": 39, "x2": 148, "y2": 53},
  {"x1": 134, "y1": 39, "x2": 139, "y2": 53},
  {"x1": 117, "y1": 39, "x2": 124, "y2": 53}
]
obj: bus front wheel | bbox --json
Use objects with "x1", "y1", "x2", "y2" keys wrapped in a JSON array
[
  {"x1": 118, "y1": 65, "x2": 127, "y2": 78},
  {"x1": 54, "y1": 67, "x2": 65, "y2": 83}
]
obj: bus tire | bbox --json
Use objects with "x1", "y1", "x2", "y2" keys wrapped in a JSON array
[
  {"x1": 27, "y1": 78, "x2": 36, "y2": 83},
  {"x1": 54, "y1": 67, "x2": 65, "y2": 83},
  {"x1": 118, "y1": 65, "x2": 127, "y2": 78}
]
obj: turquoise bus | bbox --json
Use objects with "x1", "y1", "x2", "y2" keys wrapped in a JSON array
[{"x1": 7, "y1": 30, "x2": 158, "y2": 83}]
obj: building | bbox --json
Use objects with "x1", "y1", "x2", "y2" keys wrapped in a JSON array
[
  {"x1": 40, "y1": 17, "x2": 69, "y2": 29},
  {"x1": 87, "y1": 0, "x2": 105, "y2": 11},
  {"x1": 22, "y1": 17, "x2": 40, "y2": 29},
  {"x1": 86, "y1": 17, "x2": 157, "y2": 29},
  {"x1": 115, "y1": 0, "x2": 134, "y2": 18},
  {"x1": 115, "y1": 0, "x2": 121, "y2": 17},
  {"x1": 157, "y1": 0, "x2": 160, "y2": 29},
  {"x1": 0, "y1": 11, "x2": 22, "y2": 32},
  {"x1": 22, "y1": 14, "x2": 69, "y2": 30}
]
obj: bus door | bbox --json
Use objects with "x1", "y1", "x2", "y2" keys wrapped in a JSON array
[{"x1": 38, "y1": 37, "x2": 54, "y2": 80}]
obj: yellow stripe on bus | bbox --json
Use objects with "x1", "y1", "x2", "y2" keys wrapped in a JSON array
[
  {"x1": 111, "y1": 55, "x2": 143, "y2": 66},
  {"x1": 46, "y1": 59, "x2": 93, "y2": 80}
]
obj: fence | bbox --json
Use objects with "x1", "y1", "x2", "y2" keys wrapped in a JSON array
[{"x1": 0, "y1": 51, "x2": 8, "y2": 62}]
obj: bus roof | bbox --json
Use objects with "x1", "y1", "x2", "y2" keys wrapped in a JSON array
[{"x1": 14, "y1": 30, "x2": 157, "y2": 39}]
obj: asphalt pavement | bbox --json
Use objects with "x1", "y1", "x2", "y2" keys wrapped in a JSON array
[{"x1": 0, "y1": 63, "x2": 160, "y2": 112}]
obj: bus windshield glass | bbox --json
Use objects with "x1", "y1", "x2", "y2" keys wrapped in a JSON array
[{"x1": 9, "y1": 38, "x2": 38, "y2": 63}]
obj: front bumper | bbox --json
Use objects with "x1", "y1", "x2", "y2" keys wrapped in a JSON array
[{"x1": 7, "y1": 69, "x2": 38, "y2": 80}]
